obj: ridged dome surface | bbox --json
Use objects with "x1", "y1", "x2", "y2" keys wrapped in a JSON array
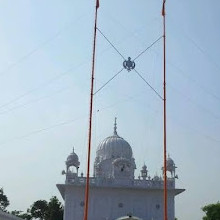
[
  {"x1": 96, "y1": 134, "x2": 133, "y2": 161},
  {"x1": 66, "y1": 148, "x2": 80, "y2": 167},
  {"x1": 167, "y1": 156, "x2": 175, "y2": 167}
]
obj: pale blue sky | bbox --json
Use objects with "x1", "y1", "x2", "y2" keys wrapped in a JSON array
[{"x1": 0, "y1": 1, "x2": 219, "y2": 220}]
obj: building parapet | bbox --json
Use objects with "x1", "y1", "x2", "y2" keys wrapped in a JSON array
[{"x1": 65, "y1": 175, "x2": 175, "y2": 189}]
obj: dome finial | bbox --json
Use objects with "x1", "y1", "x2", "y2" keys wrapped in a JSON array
[{"x1": 114, "y1": 117, "x2": 118, "y2": 135}]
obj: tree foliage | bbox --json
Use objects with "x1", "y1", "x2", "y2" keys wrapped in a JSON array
[
  {"x1": 202, "y1": 202, "x2": 220, "y2": 220},
  {"x1": 0, "y1": 187, "x2": 63, "y2": 220},
  {"x1": 30, "y1": 200, "x2": 48, "y2": 220},
  {"x1": 9, "y1": 196, "x2": 63, "y2": 220},
  {"x1": 0, "y1": 188, "x2": 9, "y2": 211},
  {"x1": 29, "y1": 197, "x2": 63, "y2": 220},
  {"x1": 17, "y1": 196, "x2": 64, "y2": 220},
  {"x1": 47, "y1": 196, "x2": 63, "y2": 220},
  {"x1": 11, "y1": 210, "x2": 32, "y2": 220}
]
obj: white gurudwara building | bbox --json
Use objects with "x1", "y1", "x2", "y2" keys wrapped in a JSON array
[{"x1": 57, "y1": 120, "x2": 184, "y2": 220}]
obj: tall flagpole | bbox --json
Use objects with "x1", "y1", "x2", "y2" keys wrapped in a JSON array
[
  {"x1": 162, "y1": 1, "x2": 168, "y2": 220},
  {"x1": 83, "y1": 0, "x2": 99, "y2": 220}
]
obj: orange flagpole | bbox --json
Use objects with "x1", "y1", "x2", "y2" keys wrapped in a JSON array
[
  {"x1": 83, "y1": 0, "x2": 99, "y2": 220},
  {"x1": 162, "y1": 1, "x2": 168, "y2": 220}
]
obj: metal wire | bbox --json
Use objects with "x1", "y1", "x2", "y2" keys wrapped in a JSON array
[
  {"x1": 97, "y1": 27, "x2": 126, "y2": 60},
  {"x1": 93, "y1": 68, "x2": 124, "y2": 95},
  {"x1": 134, "y1": 69, "x2": 163, "y2": 100},
  {"x1": 133, "y1": 36, "x2": 163, "y2": 61},
  {"x1": 0, "y1": 14, "x2": 88, "y2": 77}
]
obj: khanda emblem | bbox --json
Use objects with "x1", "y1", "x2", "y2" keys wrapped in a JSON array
[{"x1": 123, "y1": 57, "x2": 135, "y2": 71}]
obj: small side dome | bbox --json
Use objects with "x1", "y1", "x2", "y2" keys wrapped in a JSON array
[
  {"x1": 167, "y1": 155, "x2": 175, "y2": 168},
  {"x1": 66, "y1": 147, "x2": 80, "y2": 168},
  {"x1": 141, "y1": 163, "x2": 148, "y2": 180},
  {"x1": 161, "y1": 155, "x2": 177, "y2": 178},
  {"x1": 142, "y1": 164, "x2": 147, "y2": 170},
  {"x1": 153, "y1": 174, "x2": 161, "y2": 181},
  {"x1": 166, "y1": 155, "x2": 177, "y2": 173}
]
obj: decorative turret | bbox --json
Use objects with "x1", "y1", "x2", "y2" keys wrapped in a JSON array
[
  {"x1": 66, "y1": 147, "x2": 80, "y2": 170},
  {"x1": 162, "y1": 155, "x2": 177, "y2": 178},
  {"x1": 153, "y1": 175, "x2": 160, "y2": 181},
  {"x1": 141, "y1": 164, "x2": 148, "y2": 180},
  {"x1": 62, "y1": 148, "x2": 80, "y2": 182}
]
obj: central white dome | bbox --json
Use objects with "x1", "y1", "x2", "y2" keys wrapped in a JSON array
[
  {"x1": 96, "y1": 134, "x2": 133, "y2": 161},
  {"x1": 94, "y1": 118, "x2": 136, "y2": 179}
]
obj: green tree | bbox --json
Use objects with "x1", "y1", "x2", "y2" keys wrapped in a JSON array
[
  {"x1": 11, "y1": 210, "x2": 22, "y2": 216},
  {"x1": 0, "y1": 188, "x2": 9, "y2": 211},
  {"x1": 18, "y1": 212, "x2": 32, "y2": 220},
  {"x1": 202, "y1": 202, "x2": 220, "y2": 220},
  {"x1": 10, "y1": 196, "x2": 63, "y2": 220},
  {"x1": 47, "y1": 196, "x2": 63, "y2": 220},
  {"x1": 11, "y1": 210, "x2": 32, "y2": 220},
  {"x1": 30, "y1": 200, "x2": 48, "y2": 220},
  {"x1": 28, "y1": 196, "x2": 63, "y2": 220}
]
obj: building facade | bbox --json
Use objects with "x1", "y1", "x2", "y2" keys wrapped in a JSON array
[{"x1": 57, "y1": 120, "x2": 184, "y2": 220}]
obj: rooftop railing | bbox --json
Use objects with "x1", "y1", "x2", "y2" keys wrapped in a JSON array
[{"x1": 65, "y1": 174, "x2": 175, "y2": 189}]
